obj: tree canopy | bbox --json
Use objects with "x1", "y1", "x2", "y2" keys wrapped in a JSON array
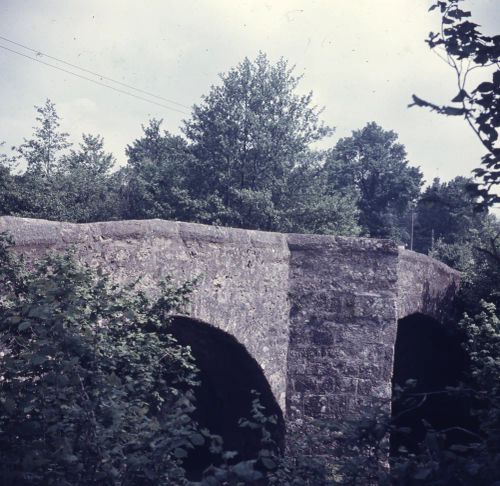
[
  {"x1": 2, "y1": 101, "x2": 120, "y2": 223},
  {"x1": 414, "y1": 176, "x2": 488, "y2": 254},
  {"x1": 120, "y1": 119, "x2": 195, "y2": 222},
  {"x1": 15, "y1": 99, "x2": 71, "y2": 179},
  {"x1": 181, "y1": 52, "x2": 350, "y2": 232},
  {"x1": 325, "y1": 122, "x2": 423, "y2": 241}
]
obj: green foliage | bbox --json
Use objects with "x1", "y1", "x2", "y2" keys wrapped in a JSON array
[
  {"x1": 461, "y1": 302, "x2": 500, "y2": 449},
  {"x1": 410, "y1": 0, "x2": 500, "y2": 209},
  {"x1": 120, "y1": 119, "x2": 196, "y2": 221},
  {"x1": 0, "y1": 234, "x2": 202, "y2": 485},
  {"x1": 3, "y1": 102, "x2": 120, "y2": 223},
  {"x1": 179, "y1": 52, "x2": 359, "y2": 234},
  {"x1": 0, "y1": 145, "x2": 17, "y2": 216},
  {"x1": 325, "y1": 122, "x2": 423, "y2": 241},
  {"x1": 15, "y1": 99, "x2": 72, "y2": 178},
  {"x1": 408, "y1": 170, "x2": 497, "y2": 329},
  {"x1": 278, "y1": 154, "x2": 361, "y2": 236},
  {"x1": 328, "y1": 407, "x2": 392, "y2": 485},
  {"x1": 429, "y1": 217, "x2": 500, "y2": 313},
  {"x1": 195, "y1": 392, "x2": 332, "y2": 486},
  {"x1": 54, "y1": 134, "x2": 121, "y2": 222},
  {"x1": 1, "y1": 101, "x2": 73, "y2": 218},
  {"x1": 115, "y1": 54, "x2": 361, "y2": 235},
  {"x1": 1, "y1": 61, "x2": 362, "y2": 237},
  {"x1": 183, "y1": 52, "x2": 331, "y2": 212},
  {"x1": 414, "y1": 176, "x2": 488, "y2": 254}
]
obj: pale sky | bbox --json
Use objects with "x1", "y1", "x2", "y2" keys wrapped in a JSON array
[{"x1": 0, "y1": 0, "x2": 498, "y2": 187}]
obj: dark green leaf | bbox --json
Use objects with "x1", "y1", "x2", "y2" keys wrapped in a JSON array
[
  {"x1": 173, "y1": 448, "x2": 188, "y2": 459},
  {"x1": 189, "y1": 433, "x2": 205, "y2": 446},
  {"x1": 31, "y1": 354, "x2": 47, "y2": 365},
  {"x1": 474, "y1": 82, "x2": 494, "y2": 93},
  {"x1": 18, "y1": 321, "x2": 32, "y2": 331},
  {"x1": 451, "y1": 89, "x2": 468, "y2": 103}
]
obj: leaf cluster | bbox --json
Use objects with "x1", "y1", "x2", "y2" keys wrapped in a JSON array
[
  {"x1": 326, "y1": 122, "x2": 423, "y2": 241},
  {"x1": 0, "y1": 234, "x2": 202, "y2": 485},
  {"x1": 411, "y1": 0, "x2": 500, "y2": 208}
]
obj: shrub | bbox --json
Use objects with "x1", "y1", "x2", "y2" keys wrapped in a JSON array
[{"x1": 0, "y1": 234, "x2": 201, "y2": 485}]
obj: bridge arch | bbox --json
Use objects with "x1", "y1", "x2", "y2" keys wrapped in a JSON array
[
  {"x1": 169, "y1": 316, "x2": 285, "y2": 473},
  {"x1": 390, "y1": 312, "x2": 472, "y2": 454}
]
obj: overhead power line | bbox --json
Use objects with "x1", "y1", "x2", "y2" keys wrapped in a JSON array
[
  {"x1": 0, "y1": 40, "x2": 191, "y2": 115},
  {"x1": 0, "y1": 35, "x2": 190, "y2": 110}
]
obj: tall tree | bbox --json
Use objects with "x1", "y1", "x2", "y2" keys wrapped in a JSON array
[
  {"x1": 56, "y1": 134, "x2": 120, "y2": 222},
  {"x1": 15, "y1": 99, "x2": 71, "y2": 178},
  {"x1": 410, "y1": 0, "x2": 500, "y2": 209},
  {"x1": 414, "y1": 176, "x2": 488, "y2": 254},
  {"x1": 8, "y1": 100, "x2": 72, "y2": 219},
  {"x1": 279, "y1": 151, "x2": 361, "y2": 235},
  {"x1": 182, "y1": 52, "x2": 343, "y2": 231},
  {"x1": 325, "y1": 122, "x2": 423, "y2": 241},
  {"x1": 7, "y1": 101, "x2": 119, "y2": 223},
  {"x1": 121, "y1": 119, "x2": 195, "y2": 221}
]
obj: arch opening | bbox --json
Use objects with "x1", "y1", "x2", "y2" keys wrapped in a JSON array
[
  {"x1": 391, "y1": 313, "x2": 473, "y2": 456},
  {"x1": 169, "y1": 316, "x2": 285, "y2": 478}
]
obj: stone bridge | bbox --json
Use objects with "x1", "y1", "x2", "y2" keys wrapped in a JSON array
[{"x1": 0, "y1": 217, "x2": 460, "y2": 454}]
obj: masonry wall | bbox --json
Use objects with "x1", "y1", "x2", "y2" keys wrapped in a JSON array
[
  {"x1": 0, "y1": 217, "x2": 291, "y2": 410},
  {"x1": 0, "y1": 217, "x2": 460, "y2": 429},
  {"x1": 286, "y1": 234, "x2": 400, "y2": 427},
  {"x1": 398, "y1": 249, "x2": 460, "y2": 322}
]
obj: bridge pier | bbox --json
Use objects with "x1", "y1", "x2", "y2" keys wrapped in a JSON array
[{"x1": 286, "y1": 234, "x2": 399, "y2": 432}]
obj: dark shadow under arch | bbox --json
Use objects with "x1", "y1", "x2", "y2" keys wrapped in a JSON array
[
  {"x1": 169, "y1": 316, "x2": 285, "y2": 476},
  {"x1": 391, "y1": 313, "x2": 474, "y2": 455}
]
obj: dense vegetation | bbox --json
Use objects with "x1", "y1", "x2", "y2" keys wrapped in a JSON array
[
  {"x1": 0, "y1": 236, "x2": 199, "y2": 484},
  {"x1": 0, "y1": 0, "x2": 499, "y2": 483}
]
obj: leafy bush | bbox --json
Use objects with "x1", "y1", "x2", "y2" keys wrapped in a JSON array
[{"x1": 0, "y1": 234, "x2": 202, "y2": 485}]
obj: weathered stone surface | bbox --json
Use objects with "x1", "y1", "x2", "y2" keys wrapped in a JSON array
[
  {"x1": 398, "y1": 249, "x2": 460, "y2": 322},
  {"x1": 0, "y1": 217, "x2": 291, "y2": 411},
  {"x1": 286, "y1": 235, "x2": 400, "y2": 423},
  {"x1": 0, "y1": 216, "x2": 460, "y2": 434}
]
